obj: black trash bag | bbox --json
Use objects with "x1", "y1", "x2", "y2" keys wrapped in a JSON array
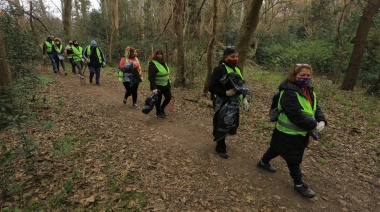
[
  {"x1": 213, "y1": 95, "x2": 240, "y2": 141},
  {"x1": 142, "y1": 93, "x2": 158, "y2": 114},
  {"x1": 220, "y1": 72, "x2": 250, "y2": 96}
]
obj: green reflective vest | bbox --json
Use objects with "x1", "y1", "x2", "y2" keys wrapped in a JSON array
[
  {"x1": 45, "y1": 41, "x2": 53, "y2": 53},
  {"x1": 152, "y1": 60, "x2": 170, "y2": 86},
  {"x1": 66, "y1": 45, "x2": 73, "y2": 59},
  {"x1": 222, "y1": 63, "x2": 244, "y2": 101},
  {"x1": 86, "y1": 46, "x2": 103, "y2": 63},
  {"x1": 71, "y1": 46, "x2": 83, "y2": 62},
  {"x1": 276, "y1": 90, "x2": 317, "y2": 136},
  {"x1": 118, "y1": 57, "x2": 140, "y2": 82}
]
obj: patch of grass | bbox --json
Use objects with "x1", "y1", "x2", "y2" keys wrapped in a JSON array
[
  {"x1": 120, "y1": 190, "x2": 147, "y2": 208},
  {"x1": 320, "y1": 141, "x2": 335, "y2": 148},
  {"x1": 107, "y1": 177, "x2": 119, "y2": 192},
  {"x1": 48, "y1": 193, "x2": 66, "y2": 207},
  {"x1": 37, "y1": 74, "x2": 53, "y2": 85},
  {"x1": 42, "y1": 120, "x2": 54, "y2": 131},
  {"x1": 363, "y1": 133, "x2": 377, "y2": 140},
  {"x1": 56, "y1": 98, "x2": 65, "y2": 106},
  {"x1": 52, "y1": 136, "x2": 75, "y2": 155},
  {"x1": 317, "y1": 158, "x2": 327, "y2": 165},
  {"x1": 334, "y1": 96, "x2": 352, "y2": 106},
  {"x1": 124, "y1": 171, "x2": 137, "y2": 181},
  {"x1": 7, "y1": 182, "x2": 25, "y2": 195}
]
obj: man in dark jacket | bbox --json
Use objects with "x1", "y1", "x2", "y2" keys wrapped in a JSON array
[{"x1": 83, "y1": 40, "x2": 106, "y2": 85}]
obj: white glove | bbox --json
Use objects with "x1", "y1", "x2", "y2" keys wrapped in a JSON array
[
  {"x1": 56, "y1": 50, "x2": 61, "y2": 54},
  {"x1": 86, "y1": 59, "x2": 90, "y2": 63},
  {"x1": 152, "y1": 89, "x2": 158, "y2": 94},
  {"x1": 242, "y1": 97, "x2": 250, "y2": 111},
  {"x1": 43, "y1": 55, "x2": 46, "y2": 59},
  {"x1": 140, "y1": 77, "x2": 143, "y2": 81},
  {"x1": 81, "y1": 58, "x2": 84, "y2": 62},
  {"x1": 226, "y1": 88, "x2": 237, "y2": 96},
  {"x1": 315, "y1": 121, "x2": 325, "y2": 132},
  {"x1": 102, "y1": 62, "x2": 106, "y2": 66}
]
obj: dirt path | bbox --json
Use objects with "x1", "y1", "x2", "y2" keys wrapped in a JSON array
[{"x1": 2, "y1": 67, "x2": 378, "y2": 211}]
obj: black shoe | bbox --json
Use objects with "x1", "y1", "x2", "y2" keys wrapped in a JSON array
[
  {"x1": 161, "y1": 109, "x2": 166, "y2": 116},
  {"x1": 123, "y1": 98, "x2": 127, "y2": 105},
  {"x1": 96, "y1": 83, "x2": 100, "y2": 86},
  {"x1": 257, "y1": 161, "x2": 276, "y2": 173},
  {"x1": 294, "y1": 184, "x2": 316, "y2": 198},
  {"x1": 216, "y1": 151, "x2": 229, "y2": 159},
  {"x1": 89, "y1": 79, "x2": 93, "y2": 83},
  {"x1": 156, "y1": 113, "x2": 165, "y2": 119},
  {"x1": 132, "y1": 103, "x2": 140, "y2": 109}
]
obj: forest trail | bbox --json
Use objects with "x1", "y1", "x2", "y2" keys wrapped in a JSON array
[{"x1": 2, "y1": 67, "x2": 378, "y2": 211}]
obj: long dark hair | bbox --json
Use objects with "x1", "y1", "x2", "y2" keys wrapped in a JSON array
[{"x1": 149, "y1": 49, "x2": 166, "y2": 62}]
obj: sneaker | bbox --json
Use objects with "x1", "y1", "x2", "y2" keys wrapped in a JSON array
[
  {"x1": 156, "y1": 113, "x2": 165, "y2": 119},
  {"x1": 80, "y1": 75, "x2": 85, "y2": 79},
  {"x1": 54, "y1": 70, "x2": 58, "y2": 73},
  {"x1": 257, "y1": 161, "x2": 276, "y2": 173},
  {"x1": 294, "y1": 184, "x2": 316, "y2": 198},
  {"x1": 161, "y1": 109, "x2": 167, "y2": 117},
  {"x1": 132, "y1": 103, "x2": 140, "y2": 109},
  {"x1": 123, "y1": 98, "x2": 127, "y2": 105},
  {"x1": 96, "y1": 83, "x2": 100, "y2": 86}
]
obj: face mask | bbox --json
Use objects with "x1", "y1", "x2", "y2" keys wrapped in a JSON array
[
  {"x1": 69, "y1": 43, "x2": 73, "y2": 45},
  {"x1": 56, "y1": 42, "x2": 60, "y2": 45},
  {"x1": 296, "y1": 77, "x2": 311, "y2": 87},
  {"x1": 74, "y1": 44, "x2": 79, "y2": 47},
  {"x1": 226, "y1": 59, "x2": 238, "y2": 67}
]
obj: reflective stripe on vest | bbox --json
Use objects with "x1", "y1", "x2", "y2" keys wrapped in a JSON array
[
  {"x1": 152, "y1": 60, "x2": 170, "y2": 86},
  {"x1": 86, "y1": 45, "x2": 103, "y2": 63},
  {"x1": 71, "y1": 46, "x2": 83, "y2": 62},
  {"x1": 223, "y1": 63, "x2": 244, "y2": 101},
  {"x1": 275, "y1": 90, "x2": 317, "y2": 136},
  {"x1": 45, "y1": 41, "x2": 53, "y2": 53}
]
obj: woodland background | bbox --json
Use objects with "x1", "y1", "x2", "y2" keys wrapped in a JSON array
[{"x1": 0, "y1": 0, "x2": 380, "y2": 211}]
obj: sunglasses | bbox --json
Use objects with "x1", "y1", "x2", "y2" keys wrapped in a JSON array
[{"x1": 226, "y1": 45, "x2": 236, "y2": 49}]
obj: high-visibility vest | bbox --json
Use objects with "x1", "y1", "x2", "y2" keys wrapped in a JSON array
[
  {"x1": 66, "y1": 45, "x2": 73, "y2": 58},
  {"x1": 45, "y1": 41, "x2": 53, "y2": 53},
  {"x1": 221, "y1": 63, "x2": 244, "y2": 101},
  {"x1": 71, "y1": 46, "x2": 83, "y2": 62},
  {"x1": 275, "y1": 90, "x2": 317, "y2": 136},
  {"x1": 86, "y1": 45, "x2": 103, "y2": 63},
  {"x1": 118, "y1": 57, "x2": 140, "y2": 82},
  {"x1": 152, "y1": 60, "x2": 170, "y2": 86}
]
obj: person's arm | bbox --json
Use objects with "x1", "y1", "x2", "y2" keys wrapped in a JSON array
[
  {"x1": 280, "y1": 90, "x2": 318, "y2": 130},
  {"x1": 208, "y1": 65, "x2": 227, "y2": 97},
  {"x1": 148, "y1": 61, "x2": 158, "y2": 90},
  {"x1": 119, "y1": 58, "x2": 125, "y2": 70},
  {"x1": 82, "y1": 46, "x2": 89, "y2": 60},
  {"x1": 98, "y1": 47, "x2": 106, "y2": 63}
]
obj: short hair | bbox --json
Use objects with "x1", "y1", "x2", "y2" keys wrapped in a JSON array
[
  {"x1": 223, "y1": 47, "x2": 238, "y2": 57},
  {"x1": 286, "y1": 64, "x2": 313, "y2": 82}
]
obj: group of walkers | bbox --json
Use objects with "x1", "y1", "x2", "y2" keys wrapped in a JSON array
[
  {"x1": 209, "y1": 47, "x2": 327, "y2": 199},
  {"x1": 43, "y1": 39, "x2": 327, "y2": 199},
  {"x1": 43, "y1": 36, "x2": 106, "y2": 85}
]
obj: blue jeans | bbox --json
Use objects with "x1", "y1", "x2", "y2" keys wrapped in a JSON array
[
  {"x1": 89, "y1": 66, "x2": 101, "y2": 84},
  {"x1": 48, "y1": 53, "x2": 57, "y2": 71}
]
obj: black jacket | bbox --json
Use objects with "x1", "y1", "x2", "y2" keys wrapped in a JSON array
[
  {"x1": 278, "y1": 80, "x2": 327, "y2": 131},
  {"x1": 148, "y1": 60, "x2": 170, "y2": 91},
  {"x1": 208, "y1": 60, "x2": 241, "y2": 98}
]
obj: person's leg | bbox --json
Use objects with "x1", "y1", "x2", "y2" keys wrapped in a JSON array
[
  {"x1": 132, "y1": 83, "x2": 139, "y2": 105},
  {"x1": 287, "y1": 160, "x2": 316, "y2": 198},
  {"x1": 60, "y1": 59, "x2": 66, "y2": 72},
  {"x1": 76, "y1": 62, "x2": 83, "y2": 76},
  {"x1": 54, "y1": 56, "x2": 60, "y2": 72},
  {"x1": 123, "y1": 82, "x2": 132, "y2": 103},
  {"x1": 48, "y1": 53, "x2": 57, "y2": 72},
  {"x1": 88, "y1": 66, "x2": 95, "y2": 83},
  {"x1": 160, "y1": 88, "x2": 172, "y2": 115},
  {"x1": 95, "y1": 67, "x2": 101, "y2": 85},
  {"x1": 155, "y1": 92, "x2": 163, "y2": 115},
  {"x1": 215, "y1": 138, "x2": 228, "y2": 159},
  {"x1": 69, "y1": 58, "x2": 76, "y2": 73}
]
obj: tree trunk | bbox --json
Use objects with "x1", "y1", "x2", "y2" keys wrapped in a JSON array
[
  {"x1": 39, "y1": 0, "x2": 48, "y2": 21},
  {"x1": 340, "y1": 0, "x2": 380, "y2": 91},
  {"x1": 202, "y1": 0, "x2": 217, "y2": 95},
  {"x1": 236, "y1": 0, "x2": 263, "y2": 73},
  {"x1": 109, "y1": 0, "x2": 119, "y2": 62},
  {"x1": 80, "y1": 0, "x2": 88, "y2": 21},
  {"x1": 0, "y1": 32, "x2": 12, "y2": 94},
  {"x1": 173, "y1": 0, "x2": 186, "y2": 87},
  {"x1": 62, "y1": 0, "x2": 73, "y2": 42}
]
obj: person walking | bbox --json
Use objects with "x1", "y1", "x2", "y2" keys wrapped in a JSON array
[
  {"x1": 256, "y1": 64, "x2": 327, "y2": 198},
  {"x1": 208, "y1": 47, "x2": 250, "y2": 159},
  {"x1": 42, "y1": 35, "x2": 58, "y2": 73},
  {"x1": 65, "y1": 39, "x2": 77, "y2": 74},
  {"x1": 53, "y1": 37, "x2": 66, "y2": 75},
  {"x1": 148, "y1": 49, "x2": 171, "y2": 119},
  {"x1": 119, "y1": 46, "x2": 143, "y2": 109},
  {"x1": 83, "y1": 40, "x2": 106, "y2": 85},
  {"x1": 71, "y1": 40, "x2": 85, "y2": 79}
]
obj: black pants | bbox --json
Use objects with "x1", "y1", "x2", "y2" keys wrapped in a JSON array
[
  {"x1": 261, "y1": 146, "x2": 303, "y2": 185},
  {"x1": 53, "y1": 53, "x2": 65, "y2": 71},
  {"x1": 155, "y1": 86, "x2": 171, "y2": 114},
  {"x1": 69, "y1": 58, "x2": 76, "y2": 73},
  {"x1": 123, "y1": 82, "x2": 139, "y2": 104},
  {"x1": 215, "y1": 138, "x2": 227, "y2": 153}
]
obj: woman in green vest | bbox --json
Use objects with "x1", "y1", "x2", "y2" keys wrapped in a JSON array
[
  {"x1": 148, "y1": 49, "x2": 171, "y2": 119},
  {"x1": 53, "y1": 37, "x2": 66, "y2": 75},
  {"x1": 256, "y1": 64, "x2": 327, "y2": 198},
  {"x1": 208, "y1": 47, "x2": 250, "y2": 159}
]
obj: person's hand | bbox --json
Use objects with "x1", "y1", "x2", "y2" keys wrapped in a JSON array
[
  {"x1": 152, "y1": 89, "x2": 158, "y2": 94},
  {"x1": 81, "y1": 58, "x2": 84, "y2": 62},
  {"x1": 226, "y1": 88, "x2": 237, "y2": 96},
  {"x1": 57, "y1": 50, "x2": 61, "y2": 54},
  {"x1": 86, "y1": 59, "x2": 90, "y2": 63},
  {"x1": 242, "y1": 97, "x2": 250, "y2": 111},
  {"x1": 102, "y1": 62, "x2": 106, "y2": 67},
  {"x1": 315, "y1": 121, "x2": 325, "y2": 132},
  {"x1": 140, "y1": 77, "x2": 143, "y2": 81},
  {"x1": 43, "y1": 55, "x2": 46, "y2": 59}
]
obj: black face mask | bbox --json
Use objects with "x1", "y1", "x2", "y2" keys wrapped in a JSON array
[
  {"x1": 69, "y1": 43, "x2": 73, "y2": 45},
  {"x1": 74, "y1": 44, "x2": 79, "y2": 47}
]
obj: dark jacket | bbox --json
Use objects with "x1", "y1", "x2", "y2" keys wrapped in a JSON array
[
  {"x1": 148, "y1": 60, "x2": 170, "y2": 91},
  {"x1": 208, "y1": 60, "x2": 240, "y2": 98},
  {"x1": 270, "y1": 80, "x2": 327, "y2": 164},
  {"x1": 83, "y1": 46, "x2": 105, "y2": 68}
]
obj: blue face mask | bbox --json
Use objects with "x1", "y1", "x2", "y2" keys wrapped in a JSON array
[{"x1": 296, "y1": 77, "x2": 311, "y2": 87}]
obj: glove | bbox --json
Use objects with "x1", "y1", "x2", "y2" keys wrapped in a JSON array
[
  {"x1": 140, "y1": 77, "x2": 143, "y2": 81},
  {"x1": 81, "y1": 58, "x2": 84, "y2": 62},
  {"x1": 315, "y1": 121, "x2": 325, "y2": 132},
  {"x1": 242, "y1": 97, "x2": 250, "y2": 111},
  {"x1": 43, "y1": 55, "x2": 46, "y2": 59},
  {"x1": 152, "y1": 89, "x2": 158, "y2": 94},
  {"x1": 226, "y1": 88, "x2": 237, "y2": 96},
  {"x1": 86, "y1": 59, "x2": 90, "y2": 63},
  {"x1": 102, "y1": 62, "x2": 106, "y2": 67},
  {"x1": 56, "y1": 50, "x2": 61, "y2": 54}
]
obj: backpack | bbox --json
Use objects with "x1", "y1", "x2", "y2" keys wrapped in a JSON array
[{"x1": 269, "y1": 91, "x2": 282, "y2": 122}]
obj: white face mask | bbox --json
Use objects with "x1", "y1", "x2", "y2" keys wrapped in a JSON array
[{"x1": 56, "y1": 42, "x2": 60, "y2": 45}]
